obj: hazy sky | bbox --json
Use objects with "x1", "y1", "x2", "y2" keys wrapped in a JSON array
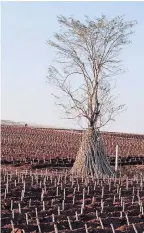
[{"x1": 1, "y1": 1, "x2": 144, "y2": 133}]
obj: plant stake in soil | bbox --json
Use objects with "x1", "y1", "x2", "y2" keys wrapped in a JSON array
[{"x1": 85, "y1": 223, "x2": 89, "y2": 233}]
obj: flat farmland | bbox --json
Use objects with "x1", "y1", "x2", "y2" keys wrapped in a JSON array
[
  {"x1": 1, "y1": 124, "x2": 144, "y2": 233},
  {"x1": 1, "y1": 166, "x2": 144, "y2": 233},
  {"x1": 1, "y1": 125, "x2": 144, "y2": 162}
]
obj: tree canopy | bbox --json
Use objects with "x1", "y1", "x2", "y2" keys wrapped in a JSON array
[{"x1": 47, "y1": 15, "x2": 136, "y2": 130}]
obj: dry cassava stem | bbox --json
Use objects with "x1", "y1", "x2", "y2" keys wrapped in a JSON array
[
  {"x1": 36, "y1": 218, "x2": 41, "y2": 233},
  {"x1": 75, "y1": 211, "x2": 78, "y2": 221},
  {"x1": 11, "y1": 220, "x2": 14, "y2": 232},
  {"x1": 35, "y1": 208, "x2": 38, "y2": 219},
  {"x1": 61, "y1": 181, "x2": 63, "y2": 190},
  {"x1": 110, "y1": 224, "x2": 116, "y2": 233},
  {"x1": 11, "y1": 200, "x2": 13, "y2": 211},
  {"x1": 77, "y1": 183, "x2": 80, "y2": 192},
  {"x1": 125, "y1": 213, "x2": 130, "y2": 226},
  {"x1": 94, "y1": 181, "x2": 96, "y2": 191},
  {"x1": 54, "y1": 224, "x2": 58, "y2": 233},
  {"x1": 81, "y1": 204, "x2": 84, "y2": 214},
  {"x1": 62, "y1": 200, "x2": 65, "y2": 211},
  {"x1": 67, "y1": 216, "x2": 72, "y2": 230},
  {"x1": 109, "y1": 180, "x2": 111, "y2": 191},
  {"x1": 92, "y1": 196, "x2": 96, "y2": 205},
  {"x1": 73, "y1": 195, "x2": 75, "y2": 204},
  {"x1": 39, "y1": 180, "x2": 42, "y2": 188},
  {"x1": 12, "y1": 209, "x2": 14, "y2": 219},
  {"x1": 4, "y1": 188, "x2": 7, "y2": 199},
  {"x1": 101, "y1": 186, "x2": 104, "y2": 199},
  {"x1": 43, "y1": 201, "x2": 45, "y2": 211},
  {"x1": 71, "y1": 128, "x2": 115, "y2": 178},
  {"x1": 120, "y1": 197, "x2": 123, "y2": 206},
  {"x1": 99, "y1": 217, "x2": 104, "y2": 229},
  {"x1": 52, "y1": 214, "x2": 55, "y2": 222},
  {"x1": 122, "y1": 202, "x2": 125, "y2": 212},
  {"x1": 96, "y1": 210, "x2": 99, "y2": 220},
  {"x1": 113, "y1": 195, "x2": 116, "y2": 204},
  {"x1": 18, "y1": 203, "x2": 21, "y2": 214},
  {"x1": 41, "y1": 189, "x2": 44, "y2": 201},
  {"x1": 101, "y1": 200, "x2": 104, "y2": 213},
  {"x1": 132, "y1": 186, "x2": 135, "y2": 195},
  {"x1": 56, "y1": 186, "x2": 59, "y2": 196},
  {"x1": 73, "y1": 187, "x2": 76, "y2": 195},
  {"x1": 51, "y1": 199, "x2": 54, "y2": 207},
  {"x1": 85, "y1": 223, "x2": 89, "y2": 233},
  {"x1": 29, "y1": 199, "x2": 31, "y2": 207},
  {"x1": 6, "y1": 182, "x2": 9, "y2": 193},
  {"x1": 141, "y1": 206, "x2": 144, "y2": 215},
  {"x1": 87, "y1": 186, "x2": 90, "y2": 195},
  {"x1": 132, "y1": 223, "x2": 138, "y2": 233},
  {"x1": 63, "y1": 188, "x2": 66, "y2": 200},
  {"x1": 21, "y1": 190, "x2": 24, "y2": 201},
  {"x1": 58, "y1": 206, "x2": 60, "y2": 215},
  {"x1": 126, "y1": 177, "x2": 129, "y2": 190},
  {"x1": 82, "y1": 188, "x2": 85, "y2": 208},
  {"x1": 25, "y1": 213, "x2": 28, "y2": 225},
  {"x1": 132, "y1": 195, "x2": 135, "y2": 205},
  {"x1": 23, "y1": 181, "x2": 26, "y2": 192},
  {"x1": 118, "y1": 188, "x2": 121, "y2": 199}
]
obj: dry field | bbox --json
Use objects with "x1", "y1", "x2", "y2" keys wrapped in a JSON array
[
  {"x1": 1, "y1": 165, "x2": 144, "y2": 233},
  {"x1": 1, "y1": 125, "x2": 144, "y2": 233},
  {"x1": 1, "y1": 125, "x2": 144, "y2": 161}
]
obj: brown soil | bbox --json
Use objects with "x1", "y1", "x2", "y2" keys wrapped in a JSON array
[{"x1": 1, "y1": 165, "x2": 144, "y2": 233}]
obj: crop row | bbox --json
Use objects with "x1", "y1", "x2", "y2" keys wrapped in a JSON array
[
  {"x1": 1, "y1": 157, "x2": 144, "y2": 169},
  {"x1": 1, "y1": 168, "x2": 144, "y2": 233},
  {"x1": 1, "y1": 125, "x2": 144, "y2": 161}
]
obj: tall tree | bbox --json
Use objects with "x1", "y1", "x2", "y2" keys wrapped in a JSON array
[{"x1": 47, "y1": 15, "x2": 136, "y2": 177}]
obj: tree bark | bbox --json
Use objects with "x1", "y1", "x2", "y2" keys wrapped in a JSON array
[{"x1": 71, "y1": 127, "x2": 115, "y2": 177}]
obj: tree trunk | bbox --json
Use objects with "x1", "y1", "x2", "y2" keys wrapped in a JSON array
[{"x1": 71, "y1": 127, "x2": 115, "y2": 177}]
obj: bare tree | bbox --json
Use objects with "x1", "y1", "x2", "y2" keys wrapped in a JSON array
[{"x1": 47, "y1": 15, "x2": 136, "y2": 177}]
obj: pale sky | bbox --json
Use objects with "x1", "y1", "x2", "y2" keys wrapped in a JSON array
[{"x1": 1, "y1": 1, "x2": 144, "y2": 133}]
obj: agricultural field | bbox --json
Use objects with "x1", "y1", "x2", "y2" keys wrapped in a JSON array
[
  {"x1": 1, "y1": 124, "x2": 144, "y2": 233},
  {"x1": 1, "y1": 125, "x2": 144, "y2": 162},
  {"x1": 1, "y1": 166, "x2": 144, "y2": 233}
]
